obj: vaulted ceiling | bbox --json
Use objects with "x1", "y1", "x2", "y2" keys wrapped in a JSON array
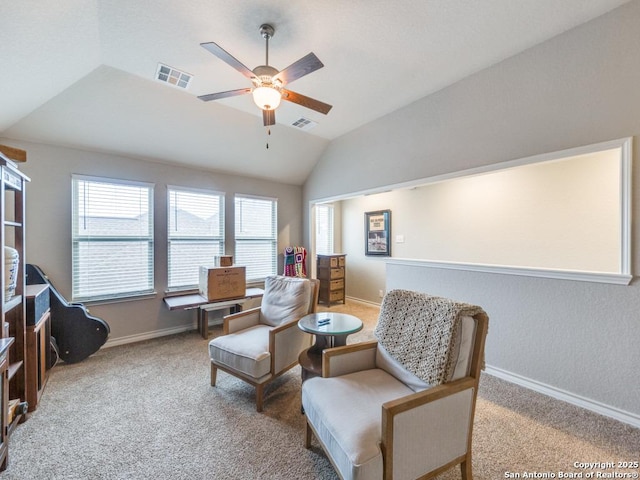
[{"x1": 0, "y1": 0, "x2": 631, "y2": 184}]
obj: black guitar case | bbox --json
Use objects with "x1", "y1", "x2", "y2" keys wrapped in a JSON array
[{"x1": 26, "y1": 264, "x2": 110, "y2": 364}]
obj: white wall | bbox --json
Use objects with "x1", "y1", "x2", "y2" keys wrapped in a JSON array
[
  {"x1": 339, "y1": 195, "x2": 389, "y2": 303},
  {"x1": 303, "y1": 1, "x2": 640, "y2": 423},
  {"x1": 4, "y1": 140, "x2": 303, "y2": 343},
  {"x1": 394, "y1": 149, "x2": 622, "y2": 272}
]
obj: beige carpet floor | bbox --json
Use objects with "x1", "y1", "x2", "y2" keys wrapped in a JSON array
[{"x1": 2, "y1": 300, "x2": 638, "y2": 479}]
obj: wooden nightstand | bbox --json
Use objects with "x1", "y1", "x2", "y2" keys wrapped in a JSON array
[{"x1": 317, "y1": 254, "x2": 346, "y2": 307}]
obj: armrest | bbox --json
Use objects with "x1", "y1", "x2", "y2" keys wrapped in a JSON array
[
  {"x1": 269, "y1": 320, "x2": 312, "y2": 374},
  {"x1": 223, "y1": 307, "x2": 261, "y2": 334},
  {"x1": 321, "y1": 340, "x2": 378, "y2": 378},
  {"x1": 381, "y1": 377, "x2": 477, "y2": 480}
]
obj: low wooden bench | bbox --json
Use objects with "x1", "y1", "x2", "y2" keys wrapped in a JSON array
[{"x1": 164, "y1": 288, "x2": 264, "y2": 338}]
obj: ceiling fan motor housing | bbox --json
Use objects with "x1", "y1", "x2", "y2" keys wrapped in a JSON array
[
  {"x1": 252, "y1": 65, "x2": 282, "y2": 96},
  {"x1": 253, "y1": 65, "x2": 280, "y2": 83}
]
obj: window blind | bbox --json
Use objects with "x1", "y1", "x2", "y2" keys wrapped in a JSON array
[
  {"x1": 315, "y1": 204, "x2": 334, "y2": 255},
  {"x1": 168, "y1": 187, "x2": 225, "y2": 290},
  {"x1": 72, "y1": 175, "x2": 154, "y2": 302},
  {"x1": 234, "y1": 194, "x2": 277, "y2": 282}
]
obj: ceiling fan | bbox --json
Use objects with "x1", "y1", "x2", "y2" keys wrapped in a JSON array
[{"x1": 198, "y1": 24, "x2": 332, "y2": 127}]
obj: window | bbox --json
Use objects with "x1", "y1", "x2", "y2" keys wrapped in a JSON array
[
  {"x1": 315, "y1": 204, "x2": 334, "y2": 255},
  {"x1": 234, "y1": 194, "x2": 277, "y2": 282},
  {"x1": 168, "y1": 187, "x2": 225, "y2": 290},
  {"x1": 72, "y1": 175, "x2": 154, "y2": 302}
]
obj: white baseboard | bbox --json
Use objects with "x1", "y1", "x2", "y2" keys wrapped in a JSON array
[
  {"x1": 103, "y1": 324, "x2": 198, "y2": 348},
  {"x1": 485, "y1": 365, "x2": 640, "y2": 429},
  {"x1": 345, "y1": 296, "x2": 381, "y2": 307},
  {"x1": 106, "y1": 297, "x2": 378, "y2": 348}
]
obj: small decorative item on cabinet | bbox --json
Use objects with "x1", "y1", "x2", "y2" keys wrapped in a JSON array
[{"x1": 317, "y1": 254, "x2": 346, "y2": 307}]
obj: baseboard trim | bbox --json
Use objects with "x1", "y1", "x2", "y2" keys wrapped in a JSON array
[
  {"x1": 103, "y1": 324, "x2": 197, "y2": 348},
  {"x1": 485, "y1": 365, "x2": 640, "y2": 429},
  {"x1": 345, "y1": 296, "x2": 381, "y2": 307},
  {"x1": 105, "y1": 297, "x2": 379, "y2": 348}
]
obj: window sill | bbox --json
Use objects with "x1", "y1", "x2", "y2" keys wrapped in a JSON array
[
  {"x1": 164, "y1": 288, "x2": 199, "y2": 297},
  {"x1": 80, "y1": 292, "x2": 158, "y2": 306}
]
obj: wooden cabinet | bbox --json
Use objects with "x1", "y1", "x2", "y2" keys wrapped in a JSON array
[
  {"x1": 0, "y1": 153, "x2": 29, "y2": 471},
  {"x1": 317, "y1": 254, "x2": 346, "y2": 307},
  {"x1": 0, "y1": 338, "x2": 13, "y2": 470},
  {"x1": 26, "y1": 284, "x2": 51, "y2": 412}
]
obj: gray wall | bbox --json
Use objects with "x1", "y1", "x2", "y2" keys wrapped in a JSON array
[
  {"x1": 303, "y1": 1, "x2": 640, "y2": 421},
  {"x1": 6, "y1": 140, "x2": 303, "y2": 343}
]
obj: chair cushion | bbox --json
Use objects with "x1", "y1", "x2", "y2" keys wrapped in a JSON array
[
  {"x1": 450, "y1": 315, "x2": 477, "y2": 381},
  {"x1": 260, "y1": 275, "x2": 311, "y2": 327},
  {"x1": 208, "y1": 324, "x2": 272, "y2": 379},
  {"x1": 302, "y1": 369, "x2": 414, "y2": 480}
]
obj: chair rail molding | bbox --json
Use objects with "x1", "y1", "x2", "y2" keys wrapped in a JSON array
[{"x1": 385, "y1": 258, "x2": 632, "y2": 286}]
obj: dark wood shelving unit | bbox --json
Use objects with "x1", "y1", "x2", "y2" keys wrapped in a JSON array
[{"x1": 0, "y1": 152, "x2": 30, "y2": 471}]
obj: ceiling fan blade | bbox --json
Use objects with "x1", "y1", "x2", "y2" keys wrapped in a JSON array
[
  {"x1": 198, "y1": 88, "x2": 252, "y2": 102},
  {"x1": 263, "y1": 109, "x2": 276, "y2": 126},
  {"x1": 200, "y1": 42, "x2": 256, "y2": 80},
  {"x1": 281, "y1": 89, "x2": 332, "y2": 115},
  {"x1": 273, "y1": 52, "x2": 324, "y2": 85}
]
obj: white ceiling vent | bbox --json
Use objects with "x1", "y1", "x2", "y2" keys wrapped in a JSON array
[
  {"x1": 291, "y1": 117, "x2": 318, "y2": 131},
  {"x1": 155, "y1": 63, "x2": 192, "y2": 89}
]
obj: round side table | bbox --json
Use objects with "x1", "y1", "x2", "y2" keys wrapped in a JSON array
[{"x1": 297, "y1": 312, "x2": 363, "y2": 382}]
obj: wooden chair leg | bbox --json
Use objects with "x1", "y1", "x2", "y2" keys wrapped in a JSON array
[
  {"x1": 210, "y1": 363, "x2": 217, "y2": 386},
  {"x1": 256, "y1": 384, "x2": 264, "y2": 412},
  {"x1": 461, "y1": 456, "x2": 472, "y2": 480},
  {"x1": 304, "y1": 420, "x2": 313, "y2": 448}
]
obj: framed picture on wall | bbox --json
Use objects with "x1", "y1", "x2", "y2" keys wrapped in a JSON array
[{"x1": 365, "y1": 210, "x2": 391, "y2": 256}]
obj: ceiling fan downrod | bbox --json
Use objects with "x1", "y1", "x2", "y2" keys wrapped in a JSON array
[{"x1": 259, "y1": 24, "x2": 274, "y2": 66}]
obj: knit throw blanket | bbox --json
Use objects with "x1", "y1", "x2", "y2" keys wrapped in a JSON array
[
  {"x1": 374, "y1": 289, "x2": 486, "y2": 385},
  {"x1": 284, "y1": 246, "x2": 307, "y2": 277}
]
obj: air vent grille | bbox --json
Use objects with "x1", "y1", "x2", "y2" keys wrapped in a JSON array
[
  {"x1": 155, "y1": 63, "x2": 192, "y2": 89},
  {"x1": 291, "y1": 117, "x2": 318, "y2": 131}
]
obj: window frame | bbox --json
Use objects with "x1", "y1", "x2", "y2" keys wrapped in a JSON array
[
  {"x1": 234, "y1": 194, "x2": 278, "y2": 283},
  {"x1": 315, "y1": 203, "x2": 334, "y2": 255},
  {"x1": 71, "y1": 174, "x2": 155, "y2": 302},
  {"x1": 166, "y1": 185, "x2": 225, "y2": 292}
]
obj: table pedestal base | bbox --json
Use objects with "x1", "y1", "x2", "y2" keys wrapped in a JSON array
[{"x1": 299, "y1": 333, "x2": 350, "y2": 382}]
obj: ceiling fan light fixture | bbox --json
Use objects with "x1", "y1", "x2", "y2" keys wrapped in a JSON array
[{"x1": 252, "y1": 85, "x2": 282, "y2": 110}]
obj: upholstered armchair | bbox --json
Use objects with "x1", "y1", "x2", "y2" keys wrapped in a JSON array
[
  {"x1": 209, "y1": 275, "x2": 319, "y2": 412},
  {"x1": 302, "y1": 289, "x2": 489, "y2": 480}
]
